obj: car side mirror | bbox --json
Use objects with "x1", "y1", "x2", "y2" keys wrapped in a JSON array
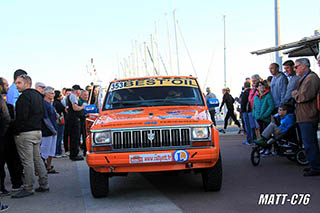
[
  {"x1": 85, "y1": 104, "x2": 98, "y2": 114},
  {"x1": 207, "y1": 98, "x2": 219, "y2": 108}
]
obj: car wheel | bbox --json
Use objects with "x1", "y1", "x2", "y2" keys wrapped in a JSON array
[
  {"x1": 202, "y1": 153, "x2": 222, "y2": 192},
  {"x1": 90, "y1": 168, "x2": 109, "y2": 198}
]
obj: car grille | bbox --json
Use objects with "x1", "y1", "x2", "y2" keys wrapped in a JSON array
[{"x1": 112, "y1": 128, "x2": 191, "y2": 149}]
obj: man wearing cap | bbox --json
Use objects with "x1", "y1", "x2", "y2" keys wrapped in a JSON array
[
  {"x1": 292, "y1": 58, "x2": 320, "y2": 176},
  {"x1": 35, "y1": 82, "x2": 46, "y2": 95},
  {"x1": 65, "y1": 85, "x2": 85, "y2": 161}
]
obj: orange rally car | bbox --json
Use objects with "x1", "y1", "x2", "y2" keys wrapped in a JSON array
[{"x1": 85, "y1": 76, "x2": 222, "y2": 198}]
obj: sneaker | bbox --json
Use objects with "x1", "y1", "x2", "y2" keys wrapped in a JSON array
[
  {"x1": 259, "y1": 149, "x2": 265, "y2": 154},
  {"x1": 11, "y1": 185, "x2": 23, "y2": 192},
  {"x1": 242, "y1": 141, "x2": 251, "y2": 145},
  {"x1": 11, "y1": 190, "x2": 34, "y2": 199},
  {"x1": 219, "y1": 129, "x2": 226, "y2": 134},
  {"x1": 70, "y1": 156, "x2": 84, "y2": 161},
  {"x1": 0, "y1": 202, "x2": 9, "y2": 212},
  {"x1": 0, "y1": 189, "x2": 10, "y2": 197},
  {"x1": 255, "y1": 138, "x2": 268, "y2": 147},
  {"x1": 35, "y1": 187, "x2": 50, "y2": 192},
  {"x1": 263, "y1": 149, "x2": 271, "y2": 156},
  {"x1": 55, "y1": 155, "x2": 62, "y2": 158}
]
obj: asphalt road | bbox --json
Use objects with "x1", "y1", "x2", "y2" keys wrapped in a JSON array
[{"x1": 2, "y1": 134, "x2": 320, "y2": 213}]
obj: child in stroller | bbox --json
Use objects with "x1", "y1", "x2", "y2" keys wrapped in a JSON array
[
  {"x1": 251, "y1": 103, "x2": 309, "y2": 166},
  {"x1": 255, "y1": 103, "x2": 295, "y2": 146}
]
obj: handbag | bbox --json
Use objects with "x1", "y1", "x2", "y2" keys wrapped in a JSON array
[{"x1": 56, "y1": 113, "x2": 65, "y2": 125}]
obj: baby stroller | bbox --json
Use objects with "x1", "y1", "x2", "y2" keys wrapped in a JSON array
[{"x1": 250, "y1": 123, "x2": 309, "y2": 166}]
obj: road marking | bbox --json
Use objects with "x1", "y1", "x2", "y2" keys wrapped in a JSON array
[{"x1": 76, "y1": 161, "x2": 183, "y2": 213}]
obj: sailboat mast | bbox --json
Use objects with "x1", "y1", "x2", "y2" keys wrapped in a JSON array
[
  {"x1": 223, "y1": 15, "x2": 227, "y2": 88},
  {"x1": 165, "y1": 13, "x2": 173, "y2": 75},
  {"x1": 173, "y1": 9, "x2": 180, "y2": 75}
]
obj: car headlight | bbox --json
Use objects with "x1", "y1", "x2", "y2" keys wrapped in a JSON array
[
  {"x1": 192, "y1": 127, "x2": 209, "y2": 140},
  {"x1": 94, "y1": 131, "x2": 112, "y2": 144}
]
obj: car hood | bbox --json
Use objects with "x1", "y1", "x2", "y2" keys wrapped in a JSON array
[{"x1": 92, "y1": 106, "x2": 211, "y2": 129}]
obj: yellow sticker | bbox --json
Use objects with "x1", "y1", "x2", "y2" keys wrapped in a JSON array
[{"x1": 109, "y1": 78, "x2": 198, "y2": 91}]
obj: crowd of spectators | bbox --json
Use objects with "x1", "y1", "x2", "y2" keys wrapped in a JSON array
[
  {"x1": 208, "y1": 56, "x2": 320, "y2": 176},
  {"x1": 237, "y1": 57, "x2": 320, "y2": 176},
  {"x1": 0, "y1": 69, "x2": 95, "y2": 199}
]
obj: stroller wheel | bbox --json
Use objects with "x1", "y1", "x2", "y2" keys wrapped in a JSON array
[
  {"x1": 251, "y1": 147, "x2": 261, "y2": 166},
  {"x1": 295, "y1": 149, "x2": 309, "y2": 166}
]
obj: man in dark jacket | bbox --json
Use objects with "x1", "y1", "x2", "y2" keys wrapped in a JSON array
[
  {"x1": 66, "y1": 85, "x2": 85, "y2": 161},
  {"x1": 12, "y1": 74, "x2": 49, "y2": 198},
  {"x1": 0, "y1": 77, "x2": 23, "y2": 195},
  {"x1": 219, "y1": 88, "x2": 241, "y2": 134}
]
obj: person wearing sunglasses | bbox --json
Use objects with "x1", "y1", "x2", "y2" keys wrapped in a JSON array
[
  {"x1": 292, "y1": 58, "x2": 320, "y2": 177},
  {"x1": 11, "y1": 74, "x2": 49, "y2": 198}
]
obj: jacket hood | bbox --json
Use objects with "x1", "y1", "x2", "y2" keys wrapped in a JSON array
[{"x1": 258, "y1": 88, "x2": 270, "y2": 98}]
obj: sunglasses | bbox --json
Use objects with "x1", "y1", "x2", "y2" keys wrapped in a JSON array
[{"x1": 18, "y1": 74, "x2": 29, "y2": 79}]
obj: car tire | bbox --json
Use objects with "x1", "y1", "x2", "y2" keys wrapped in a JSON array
[
  {"x1": 90, "y1": 168, "x2": 109, "y2": 198},
  {"x1": 202, "y1": 153, "x2": 222, "y2": 192}
]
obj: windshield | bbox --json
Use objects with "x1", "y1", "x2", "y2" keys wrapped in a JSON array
[{"x1": 103, "y1": 85, "x2": 204, "y2": 110}]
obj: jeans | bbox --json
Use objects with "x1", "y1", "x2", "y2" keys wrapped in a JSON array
[
  {"x1": 298, "y1": 121, "x2": 320, "y2": 171},
  {"x1": 248, "y1": 112, "x2": 258, "y2": 140},
  {"x1": 56, "y1": 124, "x2": 64, "y2": 155},
  {"x1": 243, "y1": 112, "x2": 252, "y2": 143}
]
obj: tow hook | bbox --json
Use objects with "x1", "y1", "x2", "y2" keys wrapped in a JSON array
[
  {"x1": 186, "y1": 162, "x2": 193, "y2": 168},
  {"x1": 108, "y1": 167, "x2": 115, "y2": 173}
]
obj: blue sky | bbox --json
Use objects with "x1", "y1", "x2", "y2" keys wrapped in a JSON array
[{"x1": 1, "y1": 0, "x2": 319, "y2": 98}]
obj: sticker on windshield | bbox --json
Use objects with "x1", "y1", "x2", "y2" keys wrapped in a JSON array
[
  {"x1": 116, "y1": 109, "x2": 144, "y2": 115},
  {"x1": 158, "y1": 115, "x2": 193, "y2": 119},
  {"x1": 109, "y1": 78, "x2": 198, "y2": 91}
]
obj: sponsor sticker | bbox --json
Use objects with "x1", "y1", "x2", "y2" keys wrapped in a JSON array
[
  {"x1": 109, "y1": 78, "x2": 198, "y2": 91},
  {"x1": 129, "y1": 153, "x2": 172, "y2": 164},
  {"x1": 116, "y1": 109, "x2": 144, "y2": 115},
  {"x1": 158, "y1": 115, "x2": 193, "y2": 119},
  {"x1": 173, "y1": 150, "x2": 189, "y2": 162},
  {"x1": 166, "y1": 110, "x2": 196, "y2": 114}
]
